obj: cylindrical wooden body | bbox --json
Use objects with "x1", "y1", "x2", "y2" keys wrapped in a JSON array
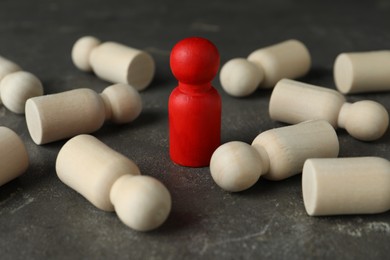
[
  {"x1": 252, "y1": 120, "x2": 339, "y2": 180},
  {"x1": 0, "y1": 127, "x2": 29, "y2": 186},
  {"x1": 334, "y1": 51, "x2": 390, "y2": 94},
  {"x1": 302, "y1": 157, "x2": 390, "y2": 216},
  {"x1": 269, "y1": 79, "x2": 346, "y2": 128},
  {"x1": 25, "y1": 88, "x2": 106, "y2": 145},
  {"x1": 169, "y1": 84, "x2": 221, "y2": 167},
  {"x1": 90, "y1": 42, "x2": 155, "y2": 91},
  {"x1": 247, "y1": 39, "x2": 311, "y2": 88},
  {"x1": 56, "y1": 134, "x2": 141, "y2": 211}
]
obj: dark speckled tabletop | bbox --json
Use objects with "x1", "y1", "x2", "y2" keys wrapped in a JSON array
[{"x1": 0, "y1": 0, "x2": 389, "y2": 259}]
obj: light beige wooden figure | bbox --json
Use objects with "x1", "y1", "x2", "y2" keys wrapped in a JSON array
[
  {"x1": 219, "y1": 39, "x2": 311, "y2": 97},
  {"x1": 56, "y1": 134, "x2": 171, "y2": 231},
  {"x1": 0, "y1": 56, "x2": 21, "y2": 81},
  {"x1": 0, "y1": 56, "x2": 43, "y2": 112},
  {"x1": 72, "y1": 36, "x2": 155, "y2": 91},
  {"x1": 0, "y1": 127, "x2": 29, "y2": 186},
  {"x1": 210, "y1": 120, "x2": 339, "y2": 192},
  {"x1": 0, "y1": 71, "x2": 43, "y2": 114},
  {"x1": 25, "y1": 83, "x2": 142, "y2": 145},
  {"x1": 302, "y1": 157, "x2": 390, "y2": 216},
  {"x1": 269, "y1": 79, "x2": 389, "y2": 141},
  {"x1": 334, "y1": 51, "x2": 390, "y2": 94}
]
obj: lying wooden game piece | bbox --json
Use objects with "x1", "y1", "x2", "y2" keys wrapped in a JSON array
[
  {"x1": 72, "y1": 36, "x2": 155, "y2": 91},
  {"x1": 334, "y1": 51, "x2": 390, "y2": 94},
  {"x1": 219, "y1": 39, "x2": 311, "y2": 97},
  {"x1": 25, "y1": 83, "x2": 142, "y2": 145},
  {"x1": 302, "y1": 157, "x2": 390, "y2": 216},
  {"x1": 56, "y1": 134, "x2": 171, "y2": 231},
  {"x1": 0, "y1": 127, "x2": 29, "y2": 186},
  {"x1": 269, "y1": 79, "x2": 389, "y2": 141},
  {"x1": 0, "y1": 56, "x2": 43, "y2": 113},
  {"x1": 210, "y1": 120, "x2": 339, "y2": 192},
  {"x1": 0, "y1": 56, "x2": 21, "y2": 81}
]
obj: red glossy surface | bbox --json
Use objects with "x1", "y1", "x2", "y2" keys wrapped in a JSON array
[{"x1": 169, "y1": 37, "x2": 221, "y2": 167}]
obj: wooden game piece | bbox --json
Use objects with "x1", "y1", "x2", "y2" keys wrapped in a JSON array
[
  {"x1": 210, "y1": 120, "x2": 339, "y2": 192},
  {"x1": 25, "y1": 83, "x2": 142, "y2": 145},
  {"x1": 0, "y1": 127, "x2": 29, "y2": 186},
  {"x1": 219, "y1": 39, "x2": 311, "y2": 97},
  {"x1": 72, "y1": 36, "x2": 155, "y2": 91},
  {"x1": 71, "y1": 36, "x2": 101, "y2": 72},
  {"x1": 0, "y1": 56, "x2": 43, "y2": 112},
  {"x1": 302, "y1": 157, "x2": 390, "y2": 216},
  {"x1": 334, "y1": 51, "x2": 390, "y2": 94},
  {"x1": 0, "y1": 71, "x2": 43, "y2": 114},
  {"x1": 56, "y1": 134, "x2": 171, "y2": 231},
  {"x1": 269, "y1": 79, "x2": 389, "y2": 141},
  {"x1": 219, "y1": 58, "x2": 264, "y2": 97},
  {"x1": 0, "y1": 56, "x2": 21, "y2": 81},
  {"x1": 169, "y1": 37, "x2": 221, "y2": 167}
]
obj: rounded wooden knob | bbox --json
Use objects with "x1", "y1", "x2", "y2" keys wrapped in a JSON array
[
  {"x1": 100, "y1": 83, "x2": 142, "y2": 123},
  {"x1": 210, "y1": 141, "x2": 264, "y2": 192},
  {"x1": 0, "y1": 71, "x2": 43, "y2": 114},
  {"x1": 71, "y1": 36, "x2": 101, "y2": 71},
  {"x1": 170, "y1": 37, "x2": 219, "y2": 85},
  {"x1": 219, "y1": 58, "x2": 263, "y2": 97},
  {"x1": 110, "y1": 175, "x2": 172, "y2": 231},
  {"x1": 338, "y1": 101, "x2": 389, "y2": 141}
]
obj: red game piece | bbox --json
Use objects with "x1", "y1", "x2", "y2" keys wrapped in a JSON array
[{"x1": 169, "y1": 37, "x2": 221, "y2": 167}]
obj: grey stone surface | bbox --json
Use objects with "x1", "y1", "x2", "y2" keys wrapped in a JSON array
[{"x1": 0, "y1": 0, "x2": 389, "y2": 259}]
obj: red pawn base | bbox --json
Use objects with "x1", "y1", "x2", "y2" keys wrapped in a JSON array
[{"x1": 169, "y1": 84, "x2": 221, "y2": 167}]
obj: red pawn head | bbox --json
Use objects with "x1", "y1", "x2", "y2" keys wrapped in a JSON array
[{"x1": 170, "y1": 37, "x2": 220, "y2": 85}]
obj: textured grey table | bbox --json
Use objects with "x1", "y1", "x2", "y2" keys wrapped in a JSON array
[{"x1": 0, "y1": 0, "x2": 389, "y2": 259}]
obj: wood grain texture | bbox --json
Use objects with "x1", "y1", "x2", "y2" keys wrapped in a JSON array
[
  {"x1": 219, "y1": 39, "x2": 311, "y2": 97},
  {"x1": 0, "y1": 71, "x2": 43, "y2": 114},
  {"x1": 270, "y1": 79, "x2": 389, "y2": 141},
  {"x1": 302, "y1": 157, "x2": 390, "y2": 216},
  {"x1": 25, "y1": 84, "x2": 142, "y2": 144},
  {"x1": 72, "y1": 36, "x2": 155, "y2": 91},
  {"x1": 334, "y1": 51, "x2": 390, "y2": 94},
  {"x1": 0, "y1": 127, "x2": 29, "y2": 186},
  {"x1": 56, "y1": 134, "x2": 171, "y2": 231},
  {"x1": 0, "y1": 56, "x2": 43, "y2": 113},
  {"x1": 210, "y1": 120, "x2": 339, "y2": 192}
]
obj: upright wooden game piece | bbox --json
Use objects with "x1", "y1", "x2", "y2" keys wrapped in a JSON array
[
  {"x1": 169, "y1": 37, "x2": 221, "y2": 167},
  {"x1": 25, "y1": 83, "x2": 142, "y2": 145},
  {"x1": 269, "y1": 79, "x2": 389, "y2": 141},
  {"x1": 210, "y1": 120, "x2": 339, "y2": 192},
  {"x1": 0, "y1": 56, "x2": 43, "y2": 113},
  {"x1": 56, "y1": 134, "x2": 171, "y2": 231},
  {"x1": 334, "y1": 51, "x2": 390, "y2": 94},
  {"x1": 302, "y1": 157, "x2": 390, "y2": 216},
  {"x1": 219, "y1": 39, "x2": 311, "y2": 97},
  {"x1": 0, "y1": 127, "x2": 29, "y2": 186},
  {"x1": 72, "y1": 36, "x2": 155, "y2": 91}
]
